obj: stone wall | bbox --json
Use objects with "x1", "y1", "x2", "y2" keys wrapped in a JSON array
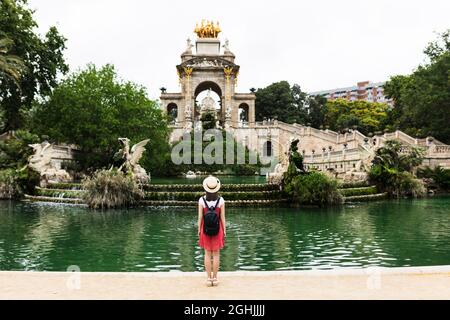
[{"x1": 169, "y1": 120, "x2": 450, "y2": 176}]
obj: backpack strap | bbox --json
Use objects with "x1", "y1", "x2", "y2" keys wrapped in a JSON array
[
  {"x1": 213, "y1": 196, "x2": 221, "y2": 210},
  {"x1": 202, "y1": 196, "x2": 221, "y2": 210},
  {"x1": 202, "y1": 196, "x2": 208, "y2": 208}
]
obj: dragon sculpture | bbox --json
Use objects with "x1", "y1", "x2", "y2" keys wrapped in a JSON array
[{"x1": 28, "y1": 142, "x2": 71, "y2": 185}]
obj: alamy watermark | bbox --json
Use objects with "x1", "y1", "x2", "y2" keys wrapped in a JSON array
[
  {"x1": 170, "y1": 129, "x2": 279, "y2": 175},
  {"x1": 66, "y1": 265, "x2": 81, "y2": 290}
]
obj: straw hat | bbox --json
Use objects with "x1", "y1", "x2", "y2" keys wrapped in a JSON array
[{"x1": 202, "y1": 176, "x2": 221, "y2": 193}]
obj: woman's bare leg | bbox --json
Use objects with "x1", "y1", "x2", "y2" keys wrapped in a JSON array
[
  {"x1": 204, "y1": 250, "x2": 212, "y2": 279},
  {"x1": 212, "y1": 250, "x2": 220, "y2": 279}
]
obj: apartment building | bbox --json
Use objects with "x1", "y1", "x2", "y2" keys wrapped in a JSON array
[{"x1": 309, "y1": 81, "x2": 393, "y2": 105}]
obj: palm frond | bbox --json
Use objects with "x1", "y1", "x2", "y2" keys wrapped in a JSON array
[{"x1": 0, "y1": 37, "x2": 27, "y2": 89}]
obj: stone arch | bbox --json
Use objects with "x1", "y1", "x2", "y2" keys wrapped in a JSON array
[
  {"x1": 194, "y1": 81, "x2": 223, "y2": 99},
  {"x1": 238, "y1": 103, "x2": 249, "y2": 123},
  {"x1": 167, "y1": 103, "x2": 178, "y2": 123},
  {"x1": 194, "y1": 81, "x2": 223, "y2": 122}
]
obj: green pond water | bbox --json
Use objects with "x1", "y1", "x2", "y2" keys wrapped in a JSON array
[{"x1": 1, "y1": 198, "x2": 450, "y2": 272}]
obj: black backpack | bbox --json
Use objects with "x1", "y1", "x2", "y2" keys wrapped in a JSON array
[{"x1": 202, "y1": 196, "x2": 221, "y2": 236}]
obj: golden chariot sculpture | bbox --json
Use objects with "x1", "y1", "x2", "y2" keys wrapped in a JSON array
[{"x1": 194, "y1": 20, "x2": 221, "y2": 38}]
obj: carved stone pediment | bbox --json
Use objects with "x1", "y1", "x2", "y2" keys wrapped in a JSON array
[{"x1": 177, "y1": 57, "x2": 239, "y2": 73}]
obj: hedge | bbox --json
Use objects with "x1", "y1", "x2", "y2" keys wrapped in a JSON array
[
  {"x1": 338, "y1": 181, "x2": 370, "y2": 189},
  {"x1": 144, "y1": 190, "x2": 282, "y2": 201},
  {"x1": 344, "y1": 193, "x2": 388, "y2": 202},
  {"x1": 143, "y1": 183, "x2": 279, "y2": 192},
  {"x1": 34, "y1": 188, "x2": 84, "y2": 199},
  {"x1": 46, "y1": 182, "x2": 83, "y2": 190},
  {"x1": 339, "y1": 186, "x2": 378, "y2": 197}
]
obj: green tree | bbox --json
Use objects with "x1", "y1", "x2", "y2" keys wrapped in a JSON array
[
  {"x1": 200, "y1": 111, "x2": 216, "y2": 130},
  {"x1": 0, "y1": 0, "x2": 68, "y2": 131},
  {"x1": 384, "y1": 29, "x2": 450, "y2": 143},
  {"x1": 371, "y1": 140, "x2": 424, "y2": 172},
  {"x1": 0, "y1": 130, "x2": 40, "y2": 198},
  {"x1": 325, "y1": 99, "x2": 389, "y2": 134},
  {"x1": 369, "y1": 140, "x2": 426, "y2": 198},
  {"x1": 307, "y1": 94, "x2": 327, "y2": 128},
  {"x1": 32, "y1": 64, "x2": 169, "y2": 173},
  {"x1": 255, "y1": 81, "x2": 309, "y2": 123},
  {"x1": 0, "y1": 129, "x2": 38, "y2": 169}
]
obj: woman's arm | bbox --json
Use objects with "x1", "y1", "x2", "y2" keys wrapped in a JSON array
[
  {"x1": 221, "y1": 202, "x2": 226, "y2": 237},
  {"x1": 197, "y1": 202, "x2": 203, "y2": 236}
]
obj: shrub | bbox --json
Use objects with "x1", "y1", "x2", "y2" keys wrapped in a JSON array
[
  {"x1": 282, "y1": 163, "x2": 300, "y2": 187},
  {"x1": 0, "y1": 167, "x2": 39, "y2": 199},
  {"x1": 417, "y1": 166, "x2": 450, "y2": 190},
  {"x1": 0, "y1": 169, "x2": 20, "y2": 199},
  {"x1": 0, "y1": 130, "x2": 39, "y2": 169},
  {"x1": 15, "y1": 167, "x2": 40, "y2": 195},
  {"x1": 200, "y1": 112, "x2": 216, "y2": 130},
  {"x1": 231, "y1": 164, "x2": 259, "y2": 176},
  {"x1": 369, "y1": 139, "x2": 426, "y2": 198},
  {"x1": 285, "y1": 172, "x2": 342, "y2": 206},
  {"x1": 82, "y1": 170, "x2": 144, "y2": 209},
  {"x1": 397, "y1": 172, "x2": 426, "y2": 198},
  {"x1": 370, "y1": 165, "x2": 426, "y2": 198}
]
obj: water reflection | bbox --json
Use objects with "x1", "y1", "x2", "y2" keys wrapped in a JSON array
[{"x1": 1, "y1": 198, "x2": 450, "y2": 272}]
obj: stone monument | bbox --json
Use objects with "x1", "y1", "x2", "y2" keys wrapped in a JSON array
[
  {"x1": 117, "y1": 138, "x2": 151, "y2": 184},
  {"x1": 28, "y1": 141, "x2": 72, "y2": 186}
]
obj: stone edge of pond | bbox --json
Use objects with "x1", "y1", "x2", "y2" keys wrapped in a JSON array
[
  {"x1": 23, "y1": 194, "x2": 390, "y2": 207},
  {"x1": 2, "y1": 265, "x2": 450, "y2": 276},
  {"x1": 22, "y1": 195, "x2": 291, "y2": 207}
]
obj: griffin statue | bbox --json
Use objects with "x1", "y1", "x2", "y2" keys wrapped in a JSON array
[{"x1": 117, "y1": 138, "x2": 151, "y2": 184}]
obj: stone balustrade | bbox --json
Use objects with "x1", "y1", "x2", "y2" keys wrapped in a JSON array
[
  {"x1": 433, "y1": 145, "x2": 450, "y2": 153},
  {"x1": 168, "y1": 118, "x2": 450, "y2": 172}
]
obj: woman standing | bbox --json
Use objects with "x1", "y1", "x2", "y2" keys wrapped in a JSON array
[{"x1": 198, "y1": 176, "x2": 226, "y2": 286}]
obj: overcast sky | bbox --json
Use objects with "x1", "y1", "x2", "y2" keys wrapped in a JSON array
[{"x1": 28, "y1": 0, "x2": 449, "y2": 99}]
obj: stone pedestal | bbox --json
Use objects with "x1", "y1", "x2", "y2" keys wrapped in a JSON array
[{"x1": 196, "y1": 38, "x2": 221, "y2": 55}]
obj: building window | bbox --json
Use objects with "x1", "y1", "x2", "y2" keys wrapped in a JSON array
[{"x1": 263, "y1": 141, "x2": 272, "y2": 157}]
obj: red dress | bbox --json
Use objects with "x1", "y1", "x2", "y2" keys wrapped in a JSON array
[{"x1": 198, "y1": 200, "x2": 225, "y2": 251}]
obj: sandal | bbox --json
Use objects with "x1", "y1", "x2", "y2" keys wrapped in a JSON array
[
  {"x1": 212, "y1": 278, "x2": 219, "y2": 286},
  {"x1": 206, "y1": 278, "x2": 213, "y2": 287}
]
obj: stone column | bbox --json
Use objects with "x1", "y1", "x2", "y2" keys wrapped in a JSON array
[
  {"x1": 231, "y1": 102, "x2": 238, "y2": 124},
  {"x1": 249, "y1": 100, "x2": 256, "y2": 126},
  {"x1": 343, "y1": 143, "x2": 347, "y2": 172},
  {"x1": 224, "y1": 67, "x2": 233, "y2": 129},
  {"x1": 183, "y1": 67, "x2": 193, "y2": 131}
]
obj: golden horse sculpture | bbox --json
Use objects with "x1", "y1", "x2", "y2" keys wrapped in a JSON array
[{"x1": 194, "y1": 20, "x2": 221, "y2": 38}]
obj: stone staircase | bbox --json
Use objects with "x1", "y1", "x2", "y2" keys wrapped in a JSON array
[
  {"x1": 24, "y1": 181, "x2": 386, "y2": 206},
  {"x1": 338, "y1": 183, "x2": 387, "y2": 202},
  {"x1": 26, "y1": 183, "x2": 288, "y2": 207}
]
